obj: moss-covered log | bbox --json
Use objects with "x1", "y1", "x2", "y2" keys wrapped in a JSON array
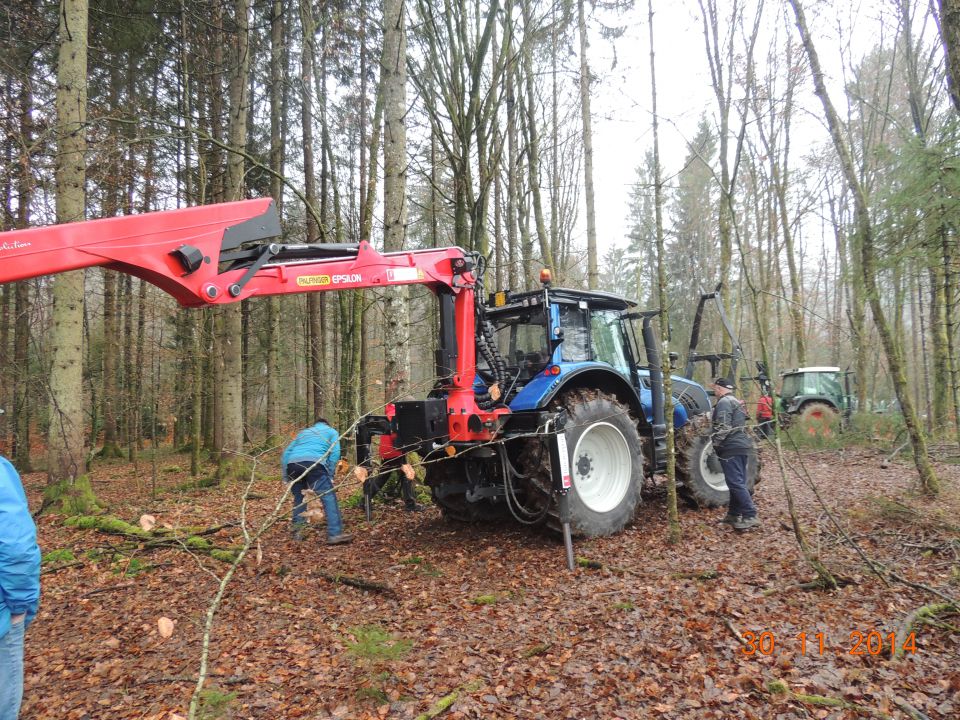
[{"x1": 64, "y1": 515, "x2": 239, "y2": 563}]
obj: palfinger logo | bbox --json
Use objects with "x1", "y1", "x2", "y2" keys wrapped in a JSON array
[
  {"x1": 297, "y1": 275, "x2": 331, "y2": 287},
  {"x1": 0, "y1": 240, "x2": 31, "y2": 252},
  {"x1": 296, "y1": 273, "x2": 362, "y2": 287}
]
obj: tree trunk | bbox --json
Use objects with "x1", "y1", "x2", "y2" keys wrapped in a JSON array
[
  {"x1": 12, "y1": 64, "x2": 33, "y2": 470},
  {"x1": 49, "y1": 0, "x2": 89, "y2": 488},
  {"x1": 266, "y1": 0, "x2": 285, "y2": 442},
  {"x1": 300, "y1": 0, "x2": 324, "y2": 420},
  {"x1": 578, "y1": 0, "x2": 598, "y2": 289},
  {"x1": 12, "y1": 282, "x2": 31, "y2": 471},
  {"x1": 219, "y1": 0, "x2": 251, "y2": 476},
  {"x1": 506, "y1": 63, "x2": 519, "y2": 290},
  {"x1": 520, "y1": 4, "x2": 553, "y2": 271},
  {"x1": 648, "y1": 0, "x2": 679, "y2": 543},
  {"x1": 936, "y1": 0, "x2": 960, "y2": 113},
  {"x1": 382, "y1": 0, "x2": 411, "y2": 402}
]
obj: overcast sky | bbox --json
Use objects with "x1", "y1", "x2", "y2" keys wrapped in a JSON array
[{"x1": 584, "y1": 0, "x2": 901, "y2": 255}]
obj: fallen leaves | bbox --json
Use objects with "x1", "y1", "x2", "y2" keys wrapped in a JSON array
[
  {"x1": 157, "y1": 617, "x2": 175, "y2": 639},
  {"x1": 18, "y1": 447, "x2": 960, "y2": 719}
]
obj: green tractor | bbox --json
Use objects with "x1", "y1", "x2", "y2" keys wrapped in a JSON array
[{"x1": 779, "y1": 367, "x2": 854, "y2": 426}]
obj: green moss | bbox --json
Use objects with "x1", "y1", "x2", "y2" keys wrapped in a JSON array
[
  {"x1": 185, "y1": 536, "x2": 212, "y2": 550},
  {"x1": 401, "y1": 556, "x2": 424, "y2": 565},
  {"x1": 217, "y1": 456, "x2": 252, "y2": 483},
  {"x1": 112, "y1": 557, "x2": 146, "y2": 576},
  {"x1": 65, "y1": 515, "x2": 148, "y2": 537},
  {"x1": 472, "y1": 594, "x2": 498, "y2": 606},
  {"x1": 196, "y1": 687, "x2": 237, "y2": 720},
  {"x1": 766, "y1": 679, "x2": 789, "y2": 695},
  {"x1": 43, "y1": 476, "x2": 102, "y2": 516},
  {"x1": 576, "y1": 557, "x2": 603, "y2": 570},
  {"x1": 42, "y1": 548, "x2": 76, "y2": 565},
  {"x1": 793, "y1": 693, "x2": 847, "y2": 707},
  {"x1": 173, "y1": 475, "x2": 219, "y2": 492},
  {"x1": 343, "y1": 488, "x2": 365, "y2": 509},
  {"x1": 521, "y1": 642, "x2": 552, "y2": 658},
  {"x1": 346, "y1": 625, "x2": 413, "y2": 661},
  {"x1": 210, "y1": 549, "x2": 238, "y2": 563},
  {"x1": 611, "y1": 601, "x2": 635, "y2": 611}
]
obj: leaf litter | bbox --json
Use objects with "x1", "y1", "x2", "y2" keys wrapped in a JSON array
[{"x1": 19, "y1": 447, "x2": 960, "y2": 719}]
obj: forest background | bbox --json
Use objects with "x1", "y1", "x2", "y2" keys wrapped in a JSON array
[{"x1": 1, "y1": 0, "x2": 959, "y2": 494}]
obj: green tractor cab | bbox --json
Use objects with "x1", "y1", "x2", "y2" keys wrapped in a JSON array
[{"x1": 779, "y1": 367, "x2": 853, "y2": 425}]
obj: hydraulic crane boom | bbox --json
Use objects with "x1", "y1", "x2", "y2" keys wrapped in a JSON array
[{"x1": 0, "y1": 199, "x2": 510, "y2": 444}]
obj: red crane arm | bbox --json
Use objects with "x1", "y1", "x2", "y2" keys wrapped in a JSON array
[
  {"x1": 0, "y1": 199, "x2": 473, "y2": 305},
  {"x1": 0, "y1": 199, "x2": 507, "y2": 443}
]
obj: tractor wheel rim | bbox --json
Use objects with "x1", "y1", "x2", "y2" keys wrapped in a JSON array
[
  {"x1": 572, "y1": 422, "x2": 632, "y2": 513},
  {"x1": 698, "y1": 440, "x2": 728, "y2": 492}
]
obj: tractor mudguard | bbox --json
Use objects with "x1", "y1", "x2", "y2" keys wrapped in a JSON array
[{"x1": 510, "y1": 363, "x2": 645, "y2": 419}]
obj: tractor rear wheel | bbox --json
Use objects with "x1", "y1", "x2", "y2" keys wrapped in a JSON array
[
  {"x1": 546, "y1": 389, "x2": 644, "y2": 537},
  {"x1": 796, "y1": 401, "x2": 839, "y2": 439},
  {"x1": 799, "y1": 401, "x2": 837, "y2": 423},
  {"x1": 677, "y1": 414, "x2": 759, "y2": 508}
]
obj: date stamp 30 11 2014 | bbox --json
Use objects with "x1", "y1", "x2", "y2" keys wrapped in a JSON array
[{"x1": 739, "y1": 630, "x2": 918, "y2": 658}]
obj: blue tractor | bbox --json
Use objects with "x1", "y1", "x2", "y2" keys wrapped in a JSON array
[{"x1": 419, "y1": 279, "x2": 760, "y2": 537}]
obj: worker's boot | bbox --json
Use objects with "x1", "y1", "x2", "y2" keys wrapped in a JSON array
[
  {"x1": 326, "y1": 533, "x2": 354, "y2": 545},
  {"x1": 717, "y1": 514, "x2": 737, "y2": 526},
  {"x1": 733, "y1": 515, "x2": 760, "y2": 532}
]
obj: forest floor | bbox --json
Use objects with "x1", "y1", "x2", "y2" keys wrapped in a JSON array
[{"x1": 20, "y1": 443, "x2": 960, "y2": 720}]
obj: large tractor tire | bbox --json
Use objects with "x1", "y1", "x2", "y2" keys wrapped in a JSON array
[
  {"x1": 798, "y1": 401, "x2": 838, "y2": 423},
  {"x1": 795, "y1": 401, "x2": 840, "y2": 439},
  {"x1": 545, "y1": 389, "x2": 644, "y2": 537},
  {"x1": 676, "y1": 413, "x2": 760, "y2": 508},
  {"x1": 425, "y1": 454, "x2": 505, "y2": 523}
]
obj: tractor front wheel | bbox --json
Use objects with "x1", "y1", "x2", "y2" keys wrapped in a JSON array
[
  {"x1": 552, "y1": 390, "x2": 644, "y2": 537},
  {"x1": 677, "y1": 414, "x2": 759, "y2": 508}
]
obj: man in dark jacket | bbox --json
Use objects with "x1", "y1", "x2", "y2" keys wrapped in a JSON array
[
  {"x1": 711, "y1": 378, "x2": 759, "y2": 531},
  {"x1": 0, "y1": 454, "x2": 41, "y2": 720}
]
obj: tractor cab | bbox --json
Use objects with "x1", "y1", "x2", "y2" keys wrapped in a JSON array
[
  {"x1": 481, "y1": 286, "x2": 711, "y2": 439},
  {"x1": 481, "y1": 286, "x2": 639, "y2": 400},
  {"x1": 779, "y1": 366, "x2": 853, "y2": 423}
]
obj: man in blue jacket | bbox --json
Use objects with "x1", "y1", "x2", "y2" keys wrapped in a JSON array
[
  {"x1": 281, "y1": 417, "x2": 353, "y2": 544},
  {"x1": 0, "y1": 455, "x2": 41, "y2": 720}
]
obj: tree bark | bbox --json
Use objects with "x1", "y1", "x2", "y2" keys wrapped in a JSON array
[
  {"x1": 49, "y1": 0, "x2": 89, "y2": 485},
  {"x1": 266, "y1": 0, "x2": 285, "y2": 442},
  {"x1": 300, "y1": 0, "x2": 324, "y2": 419},
  {"x1": 936, "y1": 0, "x2": 960, "y2": 113},
  {"x1": 648, "y1": 0, "x2": 679, "y2": 543},
  {"x1": 520, "y1": 3, "x2": 553, "y2": 272},
  {"x1": 382, "y1": 0, "x2": 411, "y2": 402},
  {"x1": 578, "y1": 0, "x2": 598, "y2": 289},
  {"x1": 220, "y1": 0, "x2": 251, "y2": 474}
]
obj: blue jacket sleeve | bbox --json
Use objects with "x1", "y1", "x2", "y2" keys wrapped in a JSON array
[{"x1": 0, "y1": 458, "x2": 41, "y2": 626}]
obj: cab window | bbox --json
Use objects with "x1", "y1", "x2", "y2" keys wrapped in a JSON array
[
  {"x1": 559, "y1": 304, "x2": 590, "y2": 362},
  {"x1": 591, "y1": 309, "x2": 630, "y2": 376}
]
